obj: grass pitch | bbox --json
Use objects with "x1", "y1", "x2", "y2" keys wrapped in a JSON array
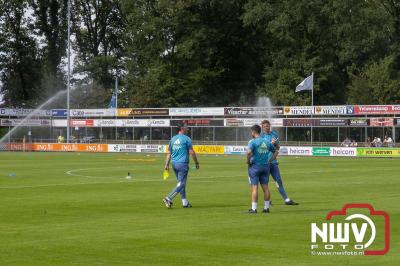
[{"x1": 0, "y1": 152, "x2": 399, "y2": 265}]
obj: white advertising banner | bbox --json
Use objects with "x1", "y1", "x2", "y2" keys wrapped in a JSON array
[
  {"x1": 0, "y1": 119, "x2": 51, "y2": 126},
  {"x1": 283, "y1": 106, "x2": 314, "y2": 115},
  {"x1": 108, "y1": 144, "x2": 166, "y2": 153},
  {"x1": 169, "y1": 108, "x2": 224, "y2": 116},
  {"x1": 224, "y1": 146, "x2": 339, "y2": 156},
  {"x1": 0, "y1": 108, "x2": 51, "y2": 117},
  {"x1": 108, "y1": 144, "x2": 137, "y2": 152},
  {"x1": 224, "y1": 146, "x2": 247, "y2": 154},
  {"x1": 224, "y1": 118, "x2": 283, "y2": 127},
  {"x1": 53, "y1": 120, "x2": 67, "y2": 127},
  {"x1": 121, "y1": 119, "x2": 170, "y2": 127},
  {"x1": 286, "y1": 146, "x2": 313, "y2": 156},
  {"x1": 70, "y1": 109, "x2": 116, "y2": 117},
  {"x1": 52, "y1": 119, "x2": 171, "y2": 127},
  {"x1": 150, "y1": 119, "x2": 170, "y2": 127},
  {"x1": 314, "y1": 106, "x2": 347, "y2": 115},
  {"x1": 329, "y1": 147, "x2": 357, "y2": 157},
  {"x1": 94, "y1": 119, "x2": 116, "y2": 127}
]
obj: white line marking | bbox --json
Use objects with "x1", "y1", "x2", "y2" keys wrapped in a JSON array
[
  {"x1": 0, "y1": 181, "x2": 124, "y2": 189},
  {"x1": 65, "y1": 166, "x2": 247, "y2": 180},
  {"x1": 0, "y1": 166, "x2": 354, "y2": 190},
  {"x1": 66, "y1": 167, "x2": 125, "y2": 179}
]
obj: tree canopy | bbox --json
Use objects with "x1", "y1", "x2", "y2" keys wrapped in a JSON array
[{"x1": 1, "y1": 0, "x2": 399, "y2": 108}]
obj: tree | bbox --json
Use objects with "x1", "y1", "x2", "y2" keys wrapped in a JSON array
[
  {"x1": 1, "y1": 0, "x2": 400, "y2": 108},
  {"x1": 243, "y1": 0, "x2": 393, "y2": 106},
  {"x1": 347, "y1": 56, "x2": 400, "y2": 104},
  {"x1": 122, "y1": 0, "x2": 264, "y2": 107},
  {"x1": 0, "y1": 0, "x2": 42, "y2": 107},
  {"x1": 31, "y1": 0, "x2": 68, "y2": 96},
  {"x1": 72, "y1": 0, "x2": 126, "y2": 90}
]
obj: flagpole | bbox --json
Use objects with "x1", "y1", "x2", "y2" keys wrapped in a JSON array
[
  {"x1": 311, "y1": 72, "x2": 314, "y2": 106},
  {"x1": 311, "y1": 72, "x2": 314, "y2": 145},
  {"x1": 114, "y1": 77, "x2": 118, "y2": 141},
  {"x1": 115, "y1": 77, "x2": 118, "y2": 109}
]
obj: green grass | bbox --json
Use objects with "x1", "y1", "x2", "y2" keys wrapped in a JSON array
[{"x1": 0, "y1": 152, "x2": 399, "y2": 265}]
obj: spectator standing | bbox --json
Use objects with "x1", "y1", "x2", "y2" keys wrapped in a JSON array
[
  {"x1": 376, "y1": 137, "x2": 382, "y2": 147},
  {"x1": 384, "y1": 136, "x2": 394, "y2": 147},
  {"x1": 350, "y1": 140, "x2": 358, "y2": 147},
  {"x1": 372, "y1": 137, "x2": 377, "y2": 147},
  {"x1": 342, "y1": 137, "x2": 351, "y2": 147}
]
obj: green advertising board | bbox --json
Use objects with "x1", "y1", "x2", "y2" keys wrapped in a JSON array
[
  {"x1": 357, "y1": 148, "x2": 400, "y2": 157},
  {"x1": 312, "y1": 147, "x2": 330, "y2": 156}
]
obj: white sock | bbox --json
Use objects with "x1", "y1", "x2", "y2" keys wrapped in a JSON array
[
  {"x1": 251, "y1": 202, "x2": 257, "y2": 210},
  {"x1": 264, "y1": 201, "x2": 270, "y2": 209},
  {"x1": 285, "y1": 198, "x2": 291, "y2": 203},
  {"x1": 182, "y1": 199, "x2": 189, "y2": 206}
]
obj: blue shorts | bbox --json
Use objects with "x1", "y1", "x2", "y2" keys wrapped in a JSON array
[
  {"x1": 248, "y1": 164, "x2": 270, "y2": 185},
  {"x1": 172, "y1": 162, "x2": 189, "y2": 183}
]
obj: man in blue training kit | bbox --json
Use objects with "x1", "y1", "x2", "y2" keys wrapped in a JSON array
[
  {"x1": 247, "y1": 124, "x2": 277, "y2": 214},
  {"x1": 261, "y1": 120, "x2": 298, "y2": 205},
  {"x1": 163, "y1": 123, "x2": 200, "y2": 209}
]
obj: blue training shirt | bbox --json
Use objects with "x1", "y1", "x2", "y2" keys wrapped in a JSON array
[
  {"x1": 169, "y1": 134, "x2": 193, "y2": 163},
  {"x1": 261, "y1": 130, "x2": 280, "y2": 164},
  {"x1": 247, "y1": 137, "x2": 275, "y2": 166}
]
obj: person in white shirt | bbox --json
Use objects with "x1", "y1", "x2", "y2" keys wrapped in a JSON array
[
  {"x1": 350, "y1": 140, "x2": 358, "y2": 147},
  {"x1": 372, "y1": 137, "x2": 377, "y2": 147},
  {"x1": 384, "y1": 136, "x2": 394, "y2": 147},
  {"x1": 342, "y1": 137, "x2": 351, "y2": 147},
  {"x1": 376, "y1": 137, "x2": 382, "y2": 147}
]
